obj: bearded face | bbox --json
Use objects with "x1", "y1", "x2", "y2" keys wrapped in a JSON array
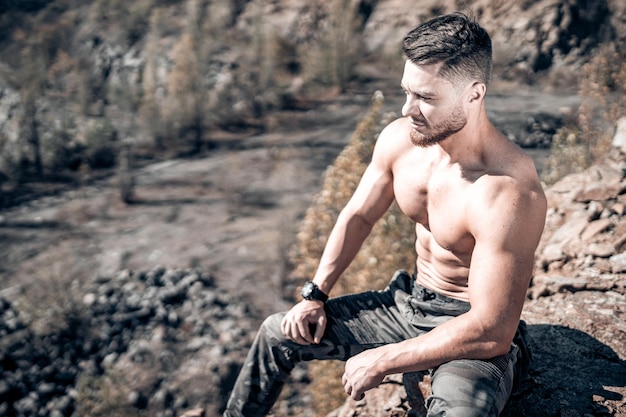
[
  {"x1": 401, "y1": 61, "x2": 470, "y2": 147},
  {"x1": 408, "y1": 101, "x2": 467, "y2": 147}
]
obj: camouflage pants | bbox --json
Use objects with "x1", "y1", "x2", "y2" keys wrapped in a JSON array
[{"x1": 223, "y1": 270, "x2": 531, "y2": 417}]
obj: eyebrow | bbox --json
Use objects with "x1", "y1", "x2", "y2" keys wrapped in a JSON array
[{"x1": 401, "y1": 84, "x2": 436, "y2": 98}]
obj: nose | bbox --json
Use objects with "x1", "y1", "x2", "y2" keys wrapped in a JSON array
[{"x1": 402, "y1": 96, "x2": 420, "y2": 118}]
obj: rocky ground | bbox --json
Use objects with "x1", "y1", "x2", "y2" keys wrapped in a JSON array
[
  {"x1": 0, "y1": 267, "x2": 259, "y2": 417},
  {"x1": 0, "y1": 87, "x2": 624, "y2": 417}
]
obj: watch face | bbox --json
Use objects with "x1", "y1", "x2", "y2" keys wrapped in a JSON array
[{"x1": 302, "y1": 282, "x2": 314, "y2": 299}]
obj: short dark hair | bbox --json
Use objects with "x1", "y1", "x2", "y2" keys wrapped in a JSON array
[{"x1": 402, "y1": 12, "x2": 492, "y2": 87}]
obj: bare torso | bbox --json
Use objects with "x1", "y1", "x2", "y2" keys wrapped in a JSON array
[{"x1": 390, "y1": 119, "x2": 540, "y2": 301}]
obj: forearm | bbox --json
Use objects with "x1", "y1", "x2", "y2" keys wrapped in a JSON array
[
  {"x1": 372, "y1": 312, "x2": 513, "y2": 376},
  {"x1": 312, "y1": 211, "x2": 375, "y2": 294}
]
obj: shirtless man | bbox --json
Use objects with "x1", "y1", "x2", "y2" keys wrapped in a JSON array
[{"x1": 224, "y1": 12, "x2": 546, "y2": 417}]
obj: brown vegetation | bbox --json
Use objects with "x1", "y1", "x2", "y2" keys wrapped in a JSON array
[{"x1": 544, "y1": 41, "x2": 626, "y2": 184}]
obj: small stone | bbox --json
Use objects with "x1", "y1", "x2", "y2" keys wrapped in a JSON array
[
  {"x1": 560, "y1": 408, "x2": 581, "y2": 417},
  {"x1": 179, "y1": 409, "x2": 205, "y2": 417},
  {"x1": 543, "y1": 244, "x2": 566, "y2": 263},
  {"x1": 82, "y1": 293, "x2": 96, "y2": 306},
  {"x1": 611, "y1": 200, "x2": 625, "y2": 215},
  {"x1": 586, "y1": 242, "x2": 615, "y2": 258},
  {"x1": 548, "y1": 217, "x2": 588, "y2": 246},
  {"x1": 612, "y1": 116, "x2": 626, "y2": 150},
  {"x1": 575, "y1": 183, "x2": 623, "y2": 202},
  {"x1": 580, "y1": 219, "x2": 612, "y2": 241},
  {"x1": 610, "y1": 252, "x2": 626, "y2": 273}
]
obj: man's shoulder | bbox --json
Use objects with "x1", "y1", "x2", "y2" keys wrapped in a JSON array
[
  {"x1": 477, "y1": 139, "x2": 543, "y2": 194},
  {"x1": 472, "y1": 164, "x2": 544, "y2": 207},
  {"x1": 372, "y1": 117, "x2": 413, "y2": 163},
  {"x1": 378, "y1": 117, "x2": 410, "y2": 143},
  {"x1": 466, "y1": 162, "x2": 547, "y2": 235}
]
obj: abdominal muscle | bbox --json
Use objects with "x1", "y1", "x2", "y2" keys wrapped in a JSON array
[{"x1": 413, "y1": 226, "x2": 472, "y2": 302}]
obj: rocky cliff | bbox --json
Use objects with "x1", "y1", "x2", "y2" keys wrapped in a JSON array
[{"x1": 0, "y1": 0, "x2": 625, "y2": 191}]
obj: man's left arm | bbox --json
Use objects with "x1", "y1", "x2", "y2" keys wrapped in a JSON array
[
  {"x1": 462, "y1": 178, "x2": 548, "y2": 352},
  {"x1": 342, "y1": 178, "x2": 547, "y2": 400}
]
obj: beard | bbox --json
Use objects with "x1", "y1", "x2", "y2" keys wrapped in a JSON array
[{"x1": 409, "y1": 106, "x2": 467, "y2": 148}]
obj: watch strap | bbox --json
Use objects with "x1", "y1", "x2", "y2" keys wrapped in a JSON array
[{"x1": 301, "y1": 281, "x2": 328, "y2": 303}]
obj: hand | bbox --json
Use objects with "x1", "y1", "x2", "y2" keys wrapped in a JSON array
[
  {"x1": 280, "y1": 300, "x2": 327, "y2": 345},
  {"x1": 342, "y1": 349, "x2": 386, "y2": 401}
]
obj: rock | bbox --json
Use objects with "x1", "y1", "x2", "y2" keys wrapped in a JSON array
[
  {"x1": 610, "y1": 252, "x2": 626, "y2": 273},
  {"x1": 611, "y1": 201, "x2": 625, "y2": 216},
  {"x1": 613, "y1": 117, "x2": 626, "y2": 151},
  {"x1": 328, "y1": 374, "x2": 410, "y2": 417},
  {"x1": 575, "y1": 182, "x2": 626, "y2": 203},
  {"x1": 179, "y1": 408, "x2": 205, "y2": 417},
  {"x1": 541, "y1": 243, "x2": 566, "y2": 263},
  {"x1": 82, "y1": 293, "x2": 96, "y2": 306},
  {"x1": 581, "y1": 218, "x2": 613, "y2": 241},
  {"x1": 586, "y1": 242, "x2": 616, "y2": 258}
]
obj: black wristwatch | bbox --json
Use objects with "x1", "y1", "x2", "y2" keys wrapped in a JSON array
[{"x1": 301, "y1": 281, "x2": 328, "y2": 303}]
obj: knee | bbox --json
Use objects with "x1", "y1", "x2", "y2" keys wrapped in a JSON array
[
  {"x1": 427, "y1": 359, "x2": 510, "y2": 417},
  {"x1": 427, "y1": 378, "x2": 494, "y2": 417},
  {"x1": 256, "y1": 312, "x2": 303, "y2": 368},
  {"x1": 258, "y1": 312, "x2": 288, "y2": 343}
]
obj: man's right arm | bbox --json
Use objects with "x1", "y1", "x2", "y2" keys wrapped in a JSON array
[
  {"x1": 311, "y1": 159, "x2": 396, "y2": 294},
  {"x1": 281, "y1": 120, "x2": 402, "y2": 345}
]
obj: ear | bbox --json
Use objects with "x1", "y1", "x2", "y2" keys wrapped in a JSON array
[{"x1": 467, "y1": 82, "x2": 486, "y2": 105}]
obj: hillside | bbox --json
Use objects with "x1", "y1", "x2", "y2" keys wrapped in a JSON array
[
  {"x1": 1, "y1": 0, "x2": 625, "y2": 203},
  {"x1": 0, "y1": 1, "x2": 625, "y2": 417}
]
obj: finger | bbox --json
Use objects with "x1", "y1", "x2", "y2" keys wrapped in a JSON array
[
  {"x1": 313, "y1": 315, "x2": 326, "y2": 344},
  {"x1": 296, "y1": 320, "x2": 314, "y2": 344},
  {"x1": 281, "y1": 316, "x2": 294, "y2": 341},
  {"x1": 349, "y1": 384, "x2": 364, "y2": 401},
  {"x1": 283, "y1": 319, "x2": 299, "y2": 343},
  {"x1": 286, "y1": 320, "x2": 309, "y2": 345}
]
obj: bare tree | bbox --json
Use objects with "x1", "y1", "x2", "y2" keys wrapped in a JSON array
[
  {"x1": 165, "y1": 0, "x2": 212, "y2": 153},
  {"x1": 17, "y1": 37, "x2": 48, "y2": 179}
]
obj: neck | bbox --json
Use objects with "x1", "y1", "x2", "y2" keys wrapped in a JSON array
[{"x1": 437, "y1": 107, "x2": 493, "y2": 167}]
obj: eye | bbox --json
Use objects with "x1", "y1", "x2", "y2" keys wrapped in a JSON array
[{"x1": 402, "y1": 88, "x2": 433, "y2": 102}]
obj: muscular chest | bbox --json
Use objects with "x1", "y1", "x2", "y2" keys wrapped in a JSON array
[{"x1": 393, "y1": 164, "x2": 473, "y2": 251}]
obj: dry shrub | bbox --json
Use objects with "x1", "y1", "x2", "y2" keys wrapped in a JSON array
[
  {"x1": 75, "y1": 370, "x2": 142, "y2": 417},
  {"x1": 288, "y1": 91, "x2": 415, "y2": 415},
  {"x1": 14, "y1": 260, "x2": 85, "y2": 336},
  {"x1": 300, "y1": 0, "x2": 363, "y2": 94},
  {"x1": 543, "y1": 41, "x2": 626, "y2": 184},
  {"x1": 84, "y1": 118, "x2": 117, "y2": 169}
]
